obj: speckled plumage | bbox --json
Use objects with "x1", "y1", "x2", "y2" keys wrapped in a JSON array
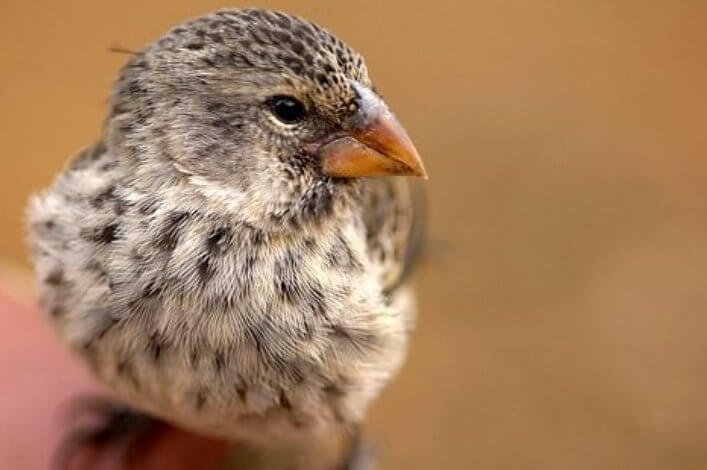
[{"x1": 28, "y1": 8, "x2": 423, "y2": 468}]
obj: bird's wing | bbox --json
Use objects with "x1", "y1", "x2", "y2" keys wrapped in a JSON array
[{"x1": 360, "y1": 178, "x2": 426, "y2": 294}]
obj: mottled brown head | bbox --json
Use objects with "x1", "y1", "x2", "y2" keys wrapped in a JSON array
[{"x1": 108, "y1": 8, "x2": 424, "y2": 228}]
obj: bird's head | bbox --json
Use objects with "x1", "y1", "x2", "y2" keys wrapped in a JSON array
[{"x1": 108, "y1": 8, "x2": 426, "y2": 229}]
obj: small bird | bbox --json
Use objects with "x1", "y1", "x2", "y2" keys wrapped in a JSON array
[{"x1": 27, "y1": 8, "x2": 426, "y2": 469}]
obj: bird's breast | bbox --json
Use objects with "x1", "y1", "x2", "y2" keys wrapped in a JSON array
[{"x1": 54, "y1": 205, "x2": 409, "y2": 440}]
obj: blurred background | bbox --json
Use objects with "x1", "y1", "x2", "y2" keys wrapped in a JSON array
[{"x1": 2, "y1": 1, "x2": 707, "y2": 468}]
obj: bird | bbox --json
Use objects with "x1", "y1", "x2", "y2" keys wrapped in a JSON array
[{"x1": 27, "y1": 8, "x2": 426, "y2": 469}]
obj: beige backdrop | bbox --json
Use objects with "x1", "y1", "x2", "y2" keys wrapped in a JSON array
[{"x1": 3, "y1": 1, "x2": 707, "y2": 468}]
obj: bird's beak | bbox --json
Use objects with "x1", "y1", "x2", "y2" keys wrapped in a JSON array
[{"x1": 315, "y1": 84, "x2": 427, "y2": 179}]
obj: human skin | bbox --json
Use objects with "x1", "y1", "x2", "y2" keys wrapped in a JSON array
[{"x1": 0, "y1": 285, "x2": 231, "y2": 469}]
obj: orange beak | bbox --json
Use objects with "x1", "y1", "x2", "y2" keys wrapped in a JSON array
[{"x1": 315, "y1": 84, "x2": 427, "y2": 179}]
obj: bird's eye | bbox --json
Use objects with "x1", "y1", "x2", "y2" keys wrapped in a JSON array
[{"x1": 268, "y1": 96, "x2": 306, "y2": 124}]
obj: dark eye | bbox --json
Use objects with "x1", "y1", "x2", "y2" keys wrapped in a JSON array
[{"x1": 268, "y1": 95, "x2": 306, "y2": 124}]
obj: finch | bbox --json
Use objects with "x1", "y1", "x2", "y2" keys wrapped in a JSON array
[{"x1": 28, "y1": 8, "x2": 426, "y2": 469}]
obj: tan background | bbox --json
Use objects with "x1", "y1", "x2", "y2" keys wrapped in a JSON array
[{"x1": 3, "y1": 1, "x2": 707, "y2": 468}]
